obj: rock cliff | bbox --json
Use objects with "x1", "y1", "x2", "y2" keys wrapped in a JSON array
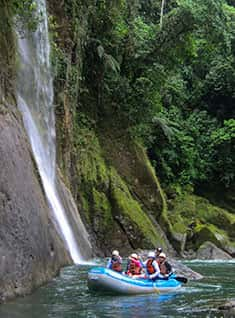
[
  {"x1": 0, "y1": 100, "x2": 70, "y2": 301},
  {"x1": 0, "y1": 3, "x2": 70, "y2": 301}
]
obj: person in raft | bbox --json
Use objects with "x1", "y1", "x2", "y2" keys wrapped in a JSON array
[
  {"x1": 126, "y1": 253, "x2": 145, "y2": 278},
  {"x1": 155, "y1": 247, "x2": 162, "y2": 259},
  {"x1": 144, "y1": 251, "x2": 162, "y2": 281},
  {"x1": 144, "y1": 251, "x2": 172, "y2": 281},
  {"x1": 107, "y1": 250, "x2": 123, "y2": 273},
  {"x1": 157, "y1": 252, "x2": 172, "y2": 276}
]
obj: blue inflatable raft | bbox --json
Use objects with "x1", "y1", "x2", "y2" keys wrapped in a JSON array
[{"x1": 88, "y1": 267, "x2": 182, "y2": 295}]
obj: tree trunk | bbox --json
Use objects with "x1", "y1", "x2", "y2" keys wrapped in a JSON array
[{"x1": 160, "y1": 0, "x2": 165, "y2": 29}]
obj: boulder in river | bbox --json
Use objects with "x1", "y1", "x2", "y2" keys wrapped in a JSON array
[
  {"x1": 168, "y1": 258, "x2": 203, "y2": 280},
  {"x1": 196, "y1": 241, "x2": 232, "y2": 260},
  {"x1": 218, "y1": 299, "x2": 235, "y2": 317}
]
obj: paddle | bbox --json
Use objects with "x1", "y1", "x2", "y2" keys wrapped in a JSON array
[
  {"x1": 174, "y1": 276, "x2": 188, "y2": 284},
  {"x1": 168, "y1": 273, "x2": 188, "y2": 284}
]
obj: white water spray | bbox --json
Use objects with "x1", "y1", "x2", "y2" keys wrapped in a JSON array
[{"x1": 16, "y1": 0, "x2": 82, "y2": 263}]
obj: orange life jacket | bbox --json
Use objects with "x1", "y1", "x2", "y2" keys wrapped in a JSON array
[
  {"x1": 146, "y1": 259, "x2": 156, "y2": 274},
  {"x1": 111, "y1": 259, "x2": 122, "y2": 272},
  {"x1": 127, "y1": 260, "x2": 142, "y2": 275}
]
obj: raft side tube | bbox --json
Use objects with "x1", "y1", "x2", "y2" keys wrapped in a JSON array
[{"x1": 88, "y1": 267, "x2": 181, "y2": 295}]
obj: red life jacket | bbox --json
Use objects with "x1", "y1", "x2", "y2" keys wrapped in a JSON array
[
  {"x1": 127, "y1": 260, "x2": 142, "y2": 275},
  {"x1": 146, "y1": 259, "x2": 155, "y2": 274},
  {"x1": 111, "y1": 259, "x2": 122, "y2": 272}
]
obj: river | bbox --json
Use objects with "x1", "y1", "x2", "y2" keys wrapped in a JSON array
[{"x1": 0, "y1": 260, "x2": 234, "y2": 318}]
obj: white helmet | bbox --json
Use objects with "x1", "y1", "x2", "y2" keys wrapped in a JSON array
[
  {"x1": 130, "y1": 253, "x2": 138, "y2": 259},
  {"x1": 148, "y1": 251, "x2": 155, "y2": 258},
  {"x1": 112, "y1": 250, "x2": 119, "y2": 256},
  {"x1": 159, "y1": 252, "x2": 166, "y2": 258}
]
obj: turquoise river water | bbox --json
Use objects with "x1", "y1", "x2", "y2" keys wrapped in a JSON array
[{"x1": 0, "y1": 260, "x2": 234, "y2": 318}]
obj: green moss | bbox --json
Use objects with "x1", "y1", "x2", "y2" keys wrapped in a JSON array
[
  {"x1": 0, "y1": 4, "x2": 16, "y2": 99},
  {"x1": 165, "y1": 195, "x2": 194, "y2": 241},
  {"x1": 140, "y1": 153, "x2": 185, "y2": 243},
  {"x1": 74, "y1": 128, "x2": 111, "y2": 227},
  {"x1": 168, "y1": 194, "x2": 235, "y2": 232},
  {"x1": 80, "y1": 194, "x2": 91, "y2": 224},
  {"x1": 143, "y1": 148, "x2": 166, "y2": 200},
  {"x1": 92, "y1": 188, "x2": 113, "y2": 229},
  {"x1": 192, "y1": 223, "x2": 229, "y2": 250},
  {"x1": 195, "y1": 197, "x2": 235, "y2": 237},
  {"x1": 168, "y1": 192, "x2": 235, "y2": 252},
  {"x1": 110, "y1": 167, "x2": 165, "y2": 248},
  {"x1": 138, "y1": 142, "x2": 168, "y2": 215},
  {"x1": 76, "y1": 127, "x2": 109, "y2": 188},
  {"x1": 171, "y1": 220, "x2": 188, "y2": 234},
  {"x1": 73, "y1": 127, "x2": 169, "y2": 250}
]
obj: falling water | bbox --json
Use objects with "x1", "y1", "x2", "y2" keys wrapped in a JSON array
[{"x1": 16, "y1": 0, "x2": 82, "y2": 263}]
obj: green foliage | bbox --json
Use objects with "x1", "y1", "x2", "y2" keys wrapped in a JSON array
[
  {"x1": 148, "y1": 108, "x2": 218, "y2": 186},
  {"x1": 211, "y1": 119, "x2": 235, "y2": 186},
  {"x1": 212, "y1": 119, "x2": 235, "y2": 143},
  {"x1": 131, "y1": 17, "x2": 156, "y2": 56},
  {"x1": 138, "y1": 0, "x2": 235, "y2": 189},
  {"x1": 53, "y1": 0, "x2": 235, "y2": 192},
  {"x1": 10, "y1": 0, "x2": 36, "y2": 14},
  {"x1": 139, "y1": 0, "x2": 178, "y2": 24},
  {"x1": 202, "y1": 57, "x2": 235, "y2": 119},
  {"x1": 9, "y1": 0, "x2": 39, "y2": 31}
]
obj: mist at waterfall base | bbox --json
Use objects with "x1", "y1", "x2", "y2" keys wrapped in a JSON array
[
  {"x1": 16, "y1": 0, "x2": 88, "y2": 264},
  {"x1": 0, "y1": 260, "x2": 234, "y2": 318}
]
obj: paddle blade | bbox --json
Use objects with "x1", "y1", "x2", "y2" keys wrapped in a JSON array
[{"x1": 175, "y1": 276, "x2": 188, "y2": 284}]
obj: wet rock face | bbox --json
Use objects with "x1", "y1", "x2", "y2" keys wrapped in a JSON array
[
  {"x1": 0, "y1": 110, "x2": 70, "y2": 302},
  {"x1": 196, "y1": 241, "x2": 232, "y2": 260}
]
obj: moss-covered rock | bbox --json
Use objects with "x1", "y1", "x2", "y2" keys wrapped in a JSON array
[
  {"x1": 99, "y1": 132, "x2": 166, "y2": 219},
  {"x1": 110, "y1": 167, "x2": 165, "y2": 248},
  {"x1": 71, "y1": 127, "x2": 171, "y2": 255},
  {"x1": 167, "y1": 193, "x2": 235, "y2": 255},
  {"x1": 190, "y1": 224, "x2": 229, "y2": 250},
  {"x1": 0, "y1": 4, "x2": 15, "y2": 100}
]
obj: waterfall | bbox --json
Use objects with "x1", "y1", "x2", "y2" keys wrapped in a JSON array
[{"x1": 16, "y1": 0, "x2": 85, "y2": 264}]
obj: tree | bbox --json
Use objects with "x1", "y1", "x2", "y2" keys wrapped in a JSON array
[
  {"x1": 160, "y1": 0, "x2": 165, "y2": 29},
  {"x1": 212, "y1": 119, "x2": 235, "y2": 186}
]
